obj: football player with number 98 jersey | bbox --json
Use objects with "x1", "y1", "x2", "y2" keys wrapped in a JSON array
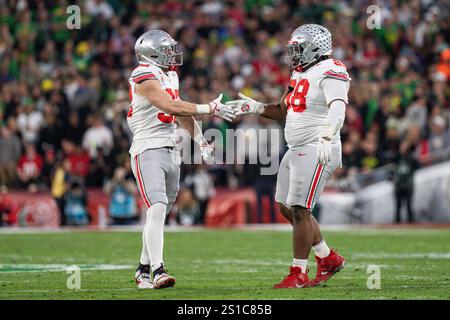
[{"x1": 227, "y1": 24, "x2": 349, "y2": 289}]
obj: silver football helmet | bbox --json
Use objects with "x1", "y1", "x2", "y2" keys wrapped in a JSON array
[
  {"x1": 134, "y1": 30, "x2": 183, "y2": 68},
  {"x1": 286, "y1": 24, "x2": 332, "y2": 68}
]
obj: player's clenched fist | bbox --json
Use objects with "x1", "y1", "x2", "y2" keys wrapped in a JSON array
[
  {"x1": 226, "y1": 93, "x2": 265, "y2": 115},
  {"x1": 316, "y1": 137, "x2": 332, "y2": 165},
  {"x1": 316, "y1": 125, "x2": 333, "y2": 165},
  {"x1": 208, "y1": 94, "x2": 236, "y2": 122}
]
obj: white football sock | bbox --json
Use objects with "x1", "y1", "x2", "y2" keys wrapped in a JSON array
[
  {"x1": 142, "y1": 202, "x2": 167, "y2": 272},
  {"x1": 292, "y1": 258, "x2": 308, "y2": 273},
  {"x1": 139, "y1": 229, "x2": 150, "y2": 266},
  {"x1": 312, "y1": 239, "x2": 331, "y2": 258}
]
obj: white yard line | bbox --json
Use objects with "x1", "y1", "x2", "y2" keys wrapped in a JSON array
[
  {"x1": 351, "y1": 253, "x2": 450, "y2": 259},
  {"x1": 0, "y1": 224, "x2": 448, "y2": 234},
  {"x1": 0, "y1": 264, "x2": 133, "y2": 273}
]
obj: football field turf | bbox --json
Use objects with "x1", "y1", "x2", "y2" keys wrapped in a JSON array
[{"x1": 0, "y1": 228, "x2": 449, "y2": 300}]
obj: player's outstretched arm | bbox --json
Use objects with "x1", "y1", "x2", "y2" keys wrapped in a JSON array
[
  {"x1": 136, "y1": 79, "x2": 235, "y2": 121},
  {"x1": 261, "y1": 89, "x2": 289, "y2": 120},
  {"x1": 226, "y1": 91, "x2": 288, "y2": 121}
]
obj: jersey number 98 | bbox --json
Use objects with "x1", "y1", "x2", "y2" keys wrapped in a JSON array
[{"x1": 285, "y1": 79, "x2": 309, "y2": 113}]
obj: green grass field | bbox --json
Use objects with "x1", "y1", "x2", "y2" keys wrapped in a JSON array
[{"x1": 0, "y1": 228, "x2": 449, "y2": 299}]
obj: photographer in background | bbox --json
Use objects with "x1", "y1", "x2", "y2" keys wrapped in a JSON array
[
  {"x1": 393, "y1": 143, "x2": 420, "y2": 223},
  {"x1": 64, "y1": 180, "x2": 90, "y2": 226},
  {"x1": 104, "y1": 166, "x2": 138, "y2": 225}
]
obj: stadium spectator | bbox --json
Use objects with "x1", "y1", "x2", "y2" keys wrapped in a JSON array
[
  {"x1": 40, "y1": 148, "x2": 57, "y2": 189},
  {"x1": 85, "y1": 0, "x2": 114, "y2": 19},
  {"x1": 82, "y1": 115, "x2": 113, "y2": 159},
  {"x1": 86, "y1": 146, "x2": 113, "y2": 187},
  {"x1": 63, "y1": 111, "x2": 85, "y2": 146},
  {"x1": 16, "y1": 143, "x2": 43, "y2": 192},
  {"x1": 380, "y1": 125, "x2": 400, "y2": 165},
  {"x1": 0, "y1": 186, "x2": 18, "y2": 227},
  {"x1": 51, "y1": 158, "x2": 72, "y2": 226},
  {"x1": 173, "y1": 188, "x2": 200, "y2": 226},
  {"x1": 436, "y1": 48, "x2": 450, "y2": 81},
  {"x1": 184, "y1": 164, "x2": 216, "y2": 224},
  {"x1": 66, "y1": 144, "x2": 91, "y2": 179},
  {"x1": 16, "y1": 101, "x2": 43, "y2": 144},
  {"x1": 427, "y1": 115, "x2": 450, "y2": 158},
  {"x1": 38, "y1": 108, "x2": 63, "y2": 154},
  {"x1": 0, "y1": 126, "x2": 21, "y2": 188}
]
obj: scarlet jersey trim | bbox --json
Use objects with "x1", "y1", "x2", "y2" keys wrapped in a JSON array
[
  {"x1": 135, "y1": 155, "x2": 151, "y2": 208},
  {"x1": 132, "y1": 72, "x2": 156, "y2": 83},
  {"x1": 306, "y1": 164, "x2": 324, "y2": 209},
  {"x1": 323, "y1": 70, "x2": 350, "y2": 82}
]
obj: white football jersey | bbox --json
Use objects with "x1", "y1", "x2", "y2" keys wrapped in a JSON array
[
  {"x1": 284, "y1": 58, "x2": 350, "y2": 150},
  {"x1": 127, "y1": 63, "x2": 179, "y2": 158}
]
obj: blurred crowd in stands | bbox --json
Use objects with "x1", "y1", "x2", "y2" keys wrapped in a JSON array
[{"x1": 0, "y1": 0, "x2": 449, "y2": 225}]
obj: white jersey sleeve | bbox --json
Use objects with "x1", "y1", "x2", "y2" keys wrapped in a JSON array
[
  {"x1": 127, "y1": 64, "x2": 179, "y2": 158},
  {"x1": 284, "y1": 58, "x2": 350, "y2": 149},
  {"x1": 320, "y1": 63, "x2": 351, "y2": 106},
  {"x1": 322, "y1": 78, "x2": 350, "y2": 106}
]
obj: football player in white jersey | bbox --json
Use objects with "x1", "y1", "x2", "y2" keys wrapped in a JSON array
[
  {"x1": 129, "y1": 30, "x2": 235, "y2": 289},
  {"x1": 227, "y1": 24, "x2": 349, "y2": 288}
]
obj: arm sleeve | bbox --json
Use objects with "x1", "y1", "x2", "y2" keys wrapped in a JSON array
[
  {"x1": 327, "y1": 100, "x2": 346, "y2": 135},
  {"x1": 322, "y1": 78, "x2": 349, "y2": 137},
  {"x1": 321, "y1": 77, "x2": 349, "y2": 106}
]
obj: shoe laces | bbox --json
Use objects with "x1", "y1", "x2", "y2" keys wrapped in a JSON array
[{"x1": 153, "y1": 264, "x2": 168, "y2": 278}]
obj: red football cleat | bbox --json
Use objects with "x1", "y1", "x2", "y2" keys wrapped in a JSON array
[
  {"x1": 309, "y1": 249, "x2": 346, "y2": 287},
  {"x1": 274, "y1": 266, "x2": 309, "y2": 289}
]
